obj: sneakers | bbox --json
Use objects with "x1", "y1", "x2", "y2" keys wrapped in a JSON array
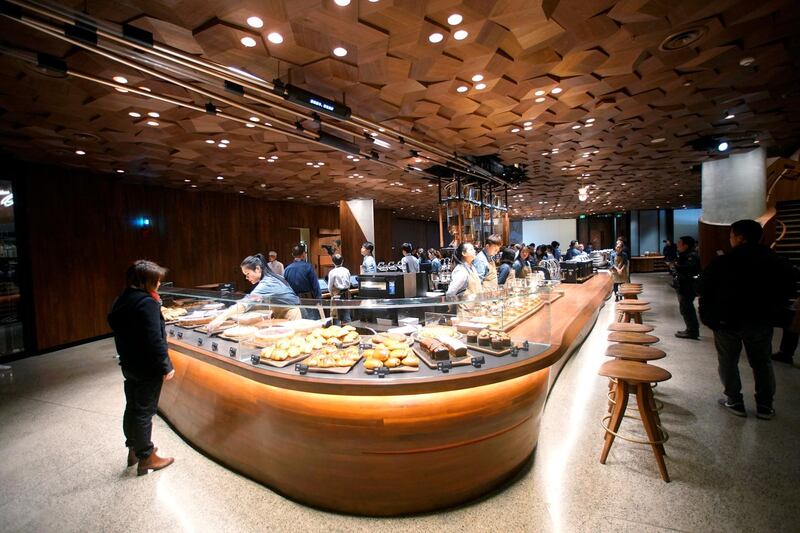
[
  {"x1": 675, "y1": 330, "x2": 700, "y2": 339},
  {"x1": 771, "y1": 352, "x2": 794, "y2": 365},
  {"x1": 718, "y1": 398, "x2": 747, "y2": 417},
  {"x1": 756, "y1": 405, "x2": 775, "y2": 420}
]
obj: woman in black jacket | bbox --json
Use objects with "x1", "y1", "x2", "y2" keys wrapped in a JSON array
[{"x1": 108, "y1": 260, "x2": 175, "y2": 475}]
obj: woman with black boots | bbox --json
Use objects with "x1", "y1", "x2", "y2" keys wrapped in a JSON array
[{"x1": 108, "y1": 260, "x2": 175, "y2": 475}]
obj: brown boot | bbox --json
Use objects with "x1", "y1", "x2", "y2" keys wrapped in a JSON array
[
  {"x1": 127, "y1": 446, "x2": 158, "y2": 467},
  {"x1": 136, "y1": 450, "x2": 174, "y2": 476}
]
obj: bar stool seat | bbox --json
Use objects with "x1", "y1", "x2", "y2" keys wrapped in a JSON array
[
  {"x1": 616, "y1": 303, "x2": 651, "y2": 324},
  {"x1": 608, "y1": 323, "x2": 654, "y2": 333},
  {"x1": 605, "y1": 343, "x2": 666, "y2": 361},
  {"x1": 607, "y1": 331, "x2": 659, "y2": 345},
  {"x1": 598, "y1": 360, "x2": 671, "y2": 482}
]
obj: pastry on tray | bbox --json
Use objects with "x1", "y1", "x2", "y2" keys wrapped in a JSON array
[
  {"x1": 466, "y1": 330, "x2": 478, "y2": 344},
  {"x1": 221, "y1": 325, "x2": 258, "y2": 340}
]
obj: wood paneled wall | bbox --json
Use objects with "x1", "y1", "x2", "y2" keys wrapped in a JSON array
[
  {"x1": 391, "y1": 218, "x2": 439, "y2": 259},
  {"x1": 12, "y1": 162, "x2": 338, "y2": 350}
]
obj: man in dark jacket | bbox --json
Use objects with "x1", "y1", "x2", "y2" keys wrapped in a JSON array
[
  {"x1": 674, "y1": 236, "x2": 701, "y2": 339},
  {"x1": 698, "y1": 220, "x2": 794, "y2": 420}
]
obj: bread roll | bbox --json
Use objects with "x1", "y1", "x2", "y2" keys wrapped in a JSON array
[
  {"x1": 401, "y1": 354, "x2": 419, "y2": 367},
  {"x1": 385, "y1": 357, "x2": 401, "y2": 368},
  {"x1": 364, "y1": 358, "x2": 383, "y2": 370}
]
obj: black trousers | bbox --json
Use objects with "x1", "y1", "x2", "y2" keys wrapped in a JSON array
[
  {"x1": 678, "y1": 293, "x2": 699, "y2": 334},
  {"x1": 714, "y1": 325, "x2": 775, "y2": 408},
  {"x1": 123, "y1": 371, "x2": 164, "y2": 459},
  {"x1": 779, "y1": 328, "x2": 799, "y2": 356}
]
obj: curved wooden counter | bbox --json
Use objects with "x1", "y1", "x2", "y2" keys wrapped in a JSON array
[{"x1": 159, "y1": 275, "x2": 612, "y2": 516}]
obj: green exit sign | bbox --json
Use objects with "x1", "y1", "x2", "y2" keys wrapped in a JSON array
[{"x1": 579, "y1": 214, "x2": 587, "y2": 219}]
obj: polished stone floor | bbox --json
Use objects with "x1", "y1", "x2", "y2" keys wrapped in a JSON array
[{"x1": 1, "y1": 273, "x2": 798, "y2": 532}]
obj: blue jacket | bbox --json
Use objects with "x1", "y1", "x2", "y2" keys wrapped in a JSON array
[{"x1": 284, "y1": 260, "x2": 321, "y2": 298}]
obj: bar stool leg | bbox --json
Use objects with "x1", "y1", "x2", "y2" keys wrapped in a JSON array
[
  {"x1": 645, "y1": 386, "x2": 667, "y2": 457},
  {"x1": 635, "y1": 383, "x2": 670, "y2": 482},
  {"x1": 634, "y1": 312, "x2": 642, "y2": 324},
  {"x1": 601, "y1": 381, "x2": 629, "y2": 464}
]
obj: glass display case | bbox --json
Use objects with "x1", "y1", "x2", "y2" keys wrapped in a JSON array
[{"x1": 159, "y1": 281, "x2": 555, "y2": 381}]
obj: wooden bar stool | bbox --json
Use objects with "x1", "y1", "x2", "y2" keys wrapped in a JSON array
[
  {"x1": 621, "y1": 283, "x2": 642, "y2": 290},
  {"x1": 616, "y1": 303, "x2": 650, "y2": 324},
  {"x1": 608, "y1": 322, "x2": 654, "y2": 333},
  {"x1": 604, "y1": 344, "x2": 667, "y2": 412},
  {"x1": 598, "y1": 360, "x2": 672, "y2": 482},
  {"x1": 607, "y1": 331, "x2": 659, "y2": 345}
]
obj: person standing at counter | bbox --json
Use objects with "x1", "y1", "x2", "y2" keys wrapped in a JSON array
[
  {"x1": 674, "y1": 236, "x2": 701, "y2": 339},
  {"x1": 328, "y1": 254, "x2": 352, "y2": 323},
  {"x1": 267, "y1": 251, "x2": 284, "y2": 277},
  {"x1": 360, "y1": 242, "x2": 376, "y2": 274},
  {"x1": 283, "y1": 245, "x2": 321, "y2": 319},
  {"x1": 108, "y1": 260, "x2": 175, "y2": 475},
  {"x1": 473, "y1": 233, "x2": 501, "y2": 289},
  {"x1": 400, "y1": 243, "x2": 420, "y2": 273},
  {"x1": 428, "y1": 249, "x2": 441, "y2": 273},
  {"x1": 497, "y1": 248, "x2": 516, "y2": 285},
  {"x1": 446, "y1": 243, "x2": 481, "y2": 297},
  {"x1": 209, "y1": 254, "x2": 301, "y2": 327}
]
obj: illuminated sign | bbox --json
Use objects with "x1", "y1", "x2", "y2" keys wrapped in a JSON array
[
  {"x1": 1, "y1": 194, "x2": 13, "y2": 207},
  {"x1": 284, "y1": 84, "x2": 351, "y2": 120}
]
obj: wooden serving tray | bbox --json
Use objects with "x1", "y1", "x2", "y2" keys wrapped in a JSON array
[
  {"x1": 196, "y1": 321, "x2": 236, "y2": 335},
  {"x1": 412, "y1": 346, "x2": 471, "y2": 369},
  {"x1": 364, "y1": 364, "x2": 419, "y2": 374},
  {"x1": 253, "y1": 353, "x2": 311, "y2": 368},
  {"x1": 465, "y1": 341, "x2": 512, "y2": 356}
]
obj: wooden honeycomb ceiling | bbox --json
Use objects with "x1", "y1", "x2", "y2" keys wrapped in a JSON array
[{"x1": 0, "y1": 0, "x2": 799, "y2": 221}]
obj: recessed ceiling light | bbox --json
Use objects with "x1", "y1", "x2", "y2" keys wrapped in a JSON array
[
  {"x1": 306, "y1": 162, "x2": 313, "y2": 166},
  {"x1": 217, "y1": 176, "x2": 224, "y2": 180},
  {"x1": 240, "y1": 36, "x2": 257, "y2": 48},
  {"x1": 184, "y1": 179, "x2": 191, "y2": 182},
  {"x1": 447, "y1": 14, "x2": 463, "y2": 25},
  {"x1": 456, "y1": 85, "x2": 468, "y2": 93},
  {"x1": 191, "y1": 184, "x2": 197, "y2": 188},
  {"x1": 318, "y1": 162, "x2": 325, "y2": 166},
  {"x1": 333, "y1": 47, "x2": 348, "y2": 57},
  {"x1": 205, "y1": 139, "x2": 215, "y2": 144},
  {"x1": 138, "y1": 86, "x2": 150, "y2": 92},
  {"x1": 258, "y1": 156, "x2": 266, "y2": 160},
  {"x1": 535, "y1": 97, "x2": 546, "y2": 103},
  {"x1": 75, "y1": 150, "x2": 85, "y2": 155},
  {"x1": 334, "y1": 0, "x2": 351, "y2": 5},
  {"x1": 146, "y1": 120, "x2": 159, "y2": 126},
  {"x1": 220, "y1": 139, "x2": 230, "y2": 144},
  {"x1": 239, "y1": 190, "x2": 245, "y2": 194},
  {"x1": 534, "y1": 90, "x2": 545, "y2": 97},
  {"x1": 725, "y1": 114, "x2": 735, "y2": 120},
  {"x1": 217, "y1": 143, "x2": 227, "y2": 148},
  {"x1": 584, "y1": 123, "x2": 593, "y2": 128},
  {"x1": 112, "y1": 76, "x2": 128, "y2": 84},
  {"x1": 739, "y1": 56, "x2": 755, "y2": 67},
  {"x1": 346, "y1": 155, "x2": 354, "y2": 159},
  {"x1": 471, "y1": 74, "x2": 484, "y2": 82},
  {"x1": 246, "y1": 16, "x2": 263, "y2": 28},
  {"x1": 572, "y1": 124, "x2": 581, "y2": 129},
  {"x1": 267, "y1": 32, "x2": 284, "y2": 44},
  {"x1": 523, "y1": 121, "x2": 532, "y2": 126},
  {"x1": 511, "y1": 128, "x2": 520, "y2": 133},
  {"x1": 551, "y1": 87, "x2": 562, "y2": 94},
  {"x1": 249, "y1": 116, "x2": 260, "y2": 122},
  {"x1": 270, "y1": 155, "x2": 278, "y2": 160},
  {"x1": 453, "y1": 30, "x2": 468, "y2": 40},
  {"x1": 147, "y1": 111, "x2": 159, "y2": 118},
  {"x1": 353, "y1": 158, "x2": 360, "y2": 161},
  {"x1": 428, "y1": 32, "x2": 444, "y2": 44},
  {"x1": 524, "y1": 126, "x2": 533, "y2": 131},
  {"x1": 128, "y1": 112, "x2": 141, "y2": 118},
  {"x1": 753, "y1": 139, "x2": 760, "y2": 144},
  {"x1": 586, "y1": 118, "x2": 595, "y2": 123},
  {"x1": 116, "y1": 169, "x2": 124, "y2": 173},
  {"x1": 542, "y1": 152, "x2": 549, "y2": 156},
  {"x1": 718, "y1": 141, "x2": 729, "y2": 151},
  {"x1": 651, "y1": 138, "x2": 665, "y2": 143},
  {"x1": 246, "y1": 123, "x2": 255, "y2": 128},
  {"x1": 475, "y1": 82, "x2": 486, "y2": 90}
]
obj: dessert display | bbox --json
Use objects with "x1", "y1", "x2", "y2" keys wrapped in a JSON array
[
  {"x1": 466, "y1": 330, "x2": 478, "y2": 344},
  {"x1": 467, "y1": 329, "x2": 513, "y2": 355},
  {"x1": 371, "y1": 332, "x2": 413, "y2": 346},
  {"x1": 253, "y1": 326, "x2": 294, "y2": 344},
  {"x1": 416, "y1": 325, "x2": 459, "y2": 340},
  {"x1": 418, "y1": 338, "x2": 452, "y2": 361},
  {"x1": 306, "y1": 325, "x2": 360, "y2": 347},
  {"x1": 161, "y1": 307, "x2": 188, "y2": 322},
  {"x1": 362, "y1": 344, "x2": 419, "y2": 372},
  {"x1": 257, "y1": 335, "x2": 316, "y2": 364}
]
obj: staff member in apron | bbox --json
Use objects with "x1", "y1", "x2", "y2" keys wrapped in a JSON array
[
  {"x1": 472, "y1": 234, "x2": 501, "y2": 290},
  {"x1": 447, "y1": 243, "x2": 482, "y2": 297}
]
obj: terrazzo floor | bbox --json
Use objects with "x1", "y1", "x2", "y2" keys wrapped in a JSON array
[{"x1": 1, "y1": 273, "x2": 798, "y2": 532}]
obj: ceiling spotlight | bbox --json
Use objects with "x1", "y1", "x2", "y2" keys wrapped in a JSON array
[
  {"x1": 524, "y1": 126, "x2": 533, "y2": 131},
  {"x1": 572, "y1": 124, "x2": 581, "y2": 129},
  {"x1": 523, "y1": 121, "x2": 532, "y2": 126},
  {"x1": 725, "y1": 114, "x2": 735, "y2": 120},
  {"x1": 245, "y1": 123, "x2": 255, "y2": 128},
  {"x1": 333, "y1": 47, "x2": 348, "y2": 57},
  {"x1": 551, "y1": 87, "x2": 562, "y2": 94},
  {"x1": 217, "y1": 176, "x2": 224, "y2": 180},
  {"x1": 75, "y1": 150, "x2": 86, "y2": 155},
  {"x1": 128, "y1": 112, "x2": 141, "y2": 118},
  {"x1": 267, "y1": 32, "x2": 284, "y2": 44},
  {"x1": 115, "y1": 169, "x2": 124, "y2": 173},
  {"x1": 535, "y1": 97, "x2": 546, "y2": 103},
  {"x1": 447, "y1": 14, "x2": 463, "y2": 25},
  {"x1": 475, "y1": 83, "x2": 486, "y2": 90},
  {"x1": 146, "y1": 120, "x2": 159, "y2": 126},
  {"x1": 258, "y1": 156, "x2": 266, "y2": 160},
  {"x1": 511, "y1": 128, "x2": 520, "y2": 133},
  {"x1": 306, "y1": 162, "x2": 313, "y2": 166},
  {"x1": 739, "y1": 57, "x2": 755, "y2": 67},
  {"x1": 270, "y1": 155, "x2": 278, "y2": 160},
  {"x1": 112, "y1": 76, "x2": 128, "y2": 84},
  {"x1": 205, "y1": 139, "x2": 215, "y2": 144},
  {"x1": 334, "y1": 0, "x2": 351, "y2": 5},
  {"x1": 217, "y1": 143, "x2": 227, "y2": 148},
  {"x1": 249, "y1": 116, "x2": 260, "y2": 122},
  {"x1": 240, "y1": 36, "x2": 257, "y2": 48},
  {"x1": 456, "y1": 85, "x2": 469, "y2": 93},
  {"x1": 534, "y1": 90, "x2": 545, "y2": 97},
  {"x1": 586, "y1": 118, "x2": 595, "y2": 123},
  {"x1": 453, "y1": 30, "x2": 468, "y2": 40},
  {"x1": 428, "y1": 32, "x2": 444, "y2": 43},
  {"x1": 220, "y1": 139, "x2": 230, "y2": 144},
  {"x1": 147, "y1": 111, "x2": 160, "y2": 118},
  {"x1": 651, "y1": 138, "x2": 665, "y2": 143},
  {"x1": 138, "y1": 86, "x2": 150, "y2": 92},
  {"x1": 471, "y1": 74, "x2": 484, "y2": 82},
  {"x1": 246, "y1": 16, "x2": 263, "y2": 28},
  {"x1": 718, "y1": 141, "x2": 729, "y2": 151},
  {"x1": 753, "y1": 139, "x2": 760, "y2": 144}
]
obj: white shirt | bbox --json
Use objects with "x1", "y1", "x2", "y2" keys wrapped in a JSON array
[
  {"x1": 400, "y1": 254, "x2": 420, "y2": 273},
  {"x1": 361, "y1": 255, "x2": 376, "y2": 274},
  {"x1": 327, "y1": 266, "x2": 351, "y2": 295},
  {"x1": 447, "y1": 263, "x2": 479, "y2": 296},
  {"x1": 267, "y1": 259, "x2": 284, "y2": 277}
]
